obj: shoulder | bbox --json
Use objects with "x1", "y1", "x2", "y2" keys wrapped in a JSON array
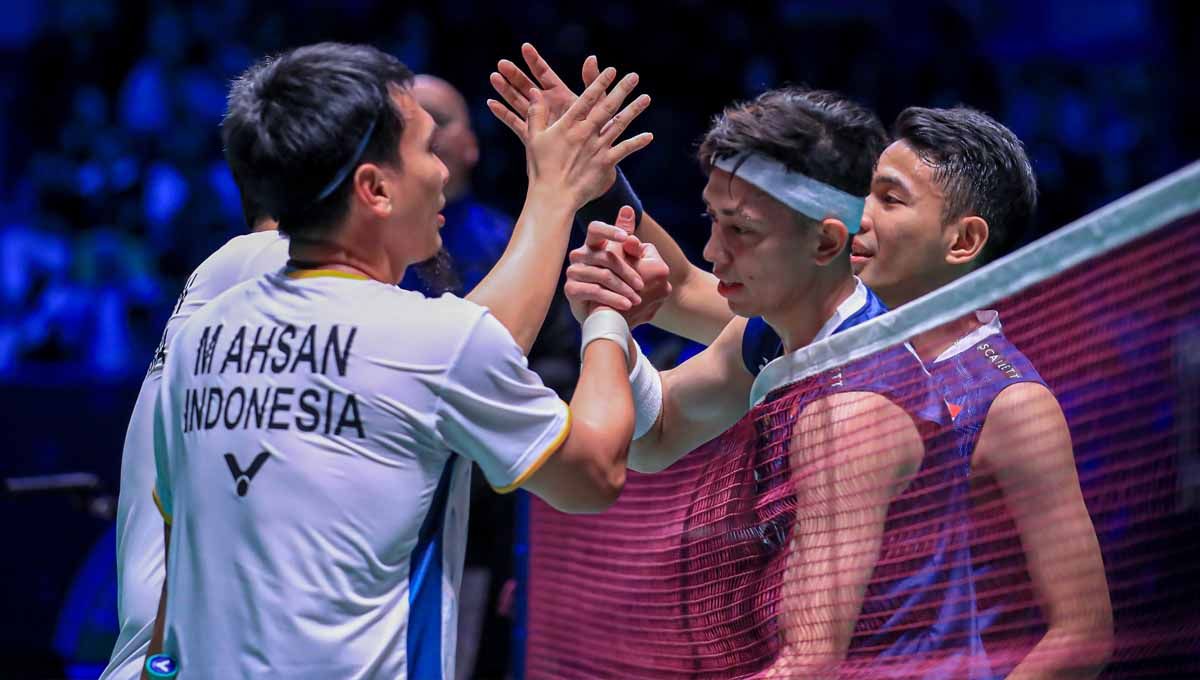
[
  {"x1": 984, "y1": 380, "x2": 1064, "y2": 431},
  {"x1": 189, "y1": 231, "x2": 289, "y2": 299},
  {"x1": 794, "y1": 390, "x2": 924, "y2": 471},
  {"x1": 975, "y1": 381, "x2": 1070, "y2": 471}
]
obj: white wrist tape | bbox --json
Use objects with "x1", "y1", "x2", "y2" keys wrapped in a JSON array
[
  {"x1": 629, "y1": 344, "x2": 663, "y2": 440},
  {"x1": 580, "y1": 308, "x2": 632, "y2": 366}
]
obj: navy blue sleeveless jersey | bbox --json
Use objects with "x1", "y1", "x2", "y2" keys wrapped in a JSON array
[{"x1": 914, "y1": 315, "x2": 1050, "y2": 678}]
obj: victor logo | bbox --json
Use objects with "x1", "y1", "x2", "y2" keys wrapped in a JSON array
[{"x1": 224, "y1": 451, "x2": 271, "y2": 497}]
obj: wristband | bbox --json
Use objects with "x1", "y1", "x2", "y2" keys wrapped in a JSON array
[
  {"x1": 628, "y1": 344, "x2": 663, "y2": 440},
  {"x1": 577, "y1": 167, "x2": 644, "y2": 231},
  {"x1": 580, "y1": 308, "x2": 632, "y2": 366}
]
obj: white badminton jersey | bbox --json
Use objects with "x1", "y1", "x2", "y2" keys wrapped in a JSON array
[
  {"x1": 102, "y1": 230, "x2": 290, "y2": 680},
  {"x1": 152, "y1": 269, "x2": 569, "y2": 679}
]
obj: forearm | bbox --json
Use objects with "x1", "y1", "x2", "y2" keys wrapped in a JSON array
[
  {"x1": 467, "y1": 187, "x2": 577, "y2": 353},
  {"x1": 637, "y1": 213, "x2": 731, "y2": 344},
  {"x1": 571, "y1": 338, "x2": 636, "y2": 455},
  {"x1": 625, "y1": 367, "x2": 743, "y2": 473}
]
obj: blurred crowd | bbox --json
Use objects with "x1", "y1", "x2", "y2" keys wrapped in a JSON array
[{"x1": 0, "y1": 0, "x2": 1195, "y2": 383}]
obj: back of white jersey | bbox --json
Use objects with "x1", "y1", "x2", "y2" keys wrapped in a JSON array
[
  {"x1": 102, "y1": 230, "x2": 290, "y2": 680},
  {"x1": 154, "y1": 271, "x2": 568, "y2": 679}
]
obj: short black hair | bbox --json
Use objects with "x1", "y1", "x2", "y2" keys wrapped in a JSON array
[
  {"x1": 233, "y1": 168, "x2": 269, "y2": 228},
  {"x1": 893, "y1": 106, "x2": 1037, "y2": 261},
  {"x1": 698, "y1": 87, "x2": 888, "y2": 203},
  {"x1": 222, "y1": 42, "x2": 414, "y2": 238}
]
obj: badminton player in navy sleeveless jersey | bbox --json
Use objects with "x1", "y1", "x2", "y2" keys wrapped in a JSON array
[
  {"x1": 490, "y1": 60, "x2": 944, "y2": 675},
  {"x1": 510, "y1": 47, "x2": 1112, "y2": 678}
]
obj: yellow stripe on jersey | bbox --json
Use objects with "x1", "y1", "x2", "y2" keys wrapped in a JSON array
[
  {"x1": 152, "y1": 488, "x2": 173, "y2": 526},
  {"x1": 285, "y1": 268, "x2": 370, "y2": 281},
  {"x1": 493, "y1": 405, "x2": 572, "y2": 494}
]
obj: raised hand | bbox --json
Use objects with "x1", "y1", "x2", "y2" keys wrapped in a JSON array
[
  {"x1": 490, "y1": 43, "x2": 599, "y2": 132},
  {"x1": 565, "y1": 206, "x2": 672, "y2": 324},
  {"x1": 488, "y1": 65, "x2": 653, "y2": 208}
]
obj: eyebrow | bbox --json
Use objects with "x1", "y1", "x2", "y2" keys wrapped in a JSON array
[
  {"x1": 701, "y1": 193, "x2": 763, "y2": 225},
  {"x1": 872, "y1": 172, "x2": 912, "y2": 194}
]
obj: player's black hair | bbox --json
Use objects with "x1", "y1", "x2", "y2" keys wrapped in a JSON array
[
  {"x1": 699, "y1": 87, "x2": 888, "y2": 208},
  {"x1": 893, "y1": 106, "x2": 1037, "y2": 262},
  {"x1": 222, "y1": 42, "x2": 414, "y2": 238}
]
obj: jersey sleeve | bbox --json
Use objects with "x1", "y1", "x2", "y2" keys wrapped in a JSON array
[
  {"x1": 152, "y1": 383, "x2": 173, "y2": 525},
  {"x1": 433, "y1": 311, "x2": 570, "y2": 493}
]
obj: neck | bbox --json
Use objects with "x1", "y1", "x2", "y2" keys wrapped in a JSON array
[
  {"x1": 879, "y1": 263, "x2": 967, "y2": 310},
  {"x1": 287, "y1": 234, "x2": 402, "y2": 284},
  {"x1": 909, "y1": 312, "x2": 981, "y2": 363},
  {"x1": 767, "y1": 271, "x2": 859, "y2": 354},
  {"x1": 251, "y1": 218, "x2": 278, "y2": 233}
]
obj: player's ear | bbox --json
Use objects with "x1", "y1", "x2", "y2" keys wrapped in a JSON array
[
  {"x1": 947, "y1": 215, "x2": 988, "y2": 266},
  {"x1": 352, "y1": 163, "x2": 393, "y2": 218},
  {"x1": 814, "y1": 217, "x2": 850, "y2": 266}
]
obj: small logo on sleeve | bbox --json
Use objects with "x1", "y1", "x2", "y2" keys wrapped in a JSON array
[
  {"x1": 145, "y1": 654, "x2": 178, "y2": 678},
  {"x1": 224, "y1": 451, "x2": 272, "y2": 497}
]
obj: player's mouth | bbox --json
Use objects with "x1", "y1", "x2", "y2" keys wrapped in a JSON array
[
  {"x1": 716, "y1": 280, "x2": 744, "y2": 297},
  {"x1": 850, "y1": 241, "x2": 874, "y2": 268},
  {"x1": 436, "y1": 213, "x2": 445, "y2": 228}
]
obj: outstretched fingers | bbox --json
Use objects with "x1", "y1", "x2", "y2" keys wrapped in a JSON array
[
  {"x1": 489, "y1": 70, "x2": 531, "y2": 119},
  {"x1": 598, "y1": 93, "x2": 651, "y2": 148},
  {"x1": 607, "y1": 131, "x2": 655, "y2": 165},
  {"x1": 582, "y1": 55, "x2": 601, "y2": 88},
  {"x1": 521, "y1": 43, "x2": 568, "y2": 92},
  {"x1": 486, "y1": 98, "x2": 528, "y2": 141},
  {"x1": 562, "y1": 67, "x2": 616, "y2": 125}
]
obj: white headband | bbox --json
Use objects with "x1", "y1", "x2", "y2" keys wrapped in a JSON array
[{"x1": 712, "y1": 153, "x2": 865, "y2": 233}]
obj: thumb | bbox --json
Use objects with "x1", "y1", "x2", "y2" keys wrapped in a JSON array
[
  {"x1": 614, "y1": 205, "x2": 636, "y2": 234},
  {"x1": 527, "y1": 89, "x2": 548, "y2": 134}
]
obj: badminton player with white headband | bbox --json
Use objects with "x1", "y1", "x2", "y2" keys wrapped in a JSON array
[{"x1": 490, "y1": 48, "x2": 949, "y2": 672}]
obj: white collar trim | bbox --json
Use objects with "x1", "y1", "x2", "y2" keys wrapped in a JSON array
[
  {"x1": 931, "y1": 310, "x2": 1002, "y2": 363},
  {"x1": 749, "y1": 277, "x2": 869, "y2": 405}
]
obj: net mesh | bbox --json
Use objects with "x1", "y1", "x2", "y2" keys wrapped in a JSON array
[{"x1": 524, "y1": 163, "x2": 1200, "y2": 679}]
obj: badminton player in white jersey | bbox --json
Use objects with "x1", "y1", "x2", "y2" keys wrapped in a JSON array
[
  {"x1": 100, "y1": 214, "x2": 287, "y2": 680},
  {"x1": 497, "y1": 46, "x2": 1110, "y2": 676},
  {"x1": 139, "y1": 42, "x2": 652, "y2": 680}
]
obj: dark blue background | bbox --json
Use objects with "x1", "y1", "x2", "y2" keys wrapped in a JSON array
[{"x1": 0, "y1": 0, "x2": 1196, "y2": 676}]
